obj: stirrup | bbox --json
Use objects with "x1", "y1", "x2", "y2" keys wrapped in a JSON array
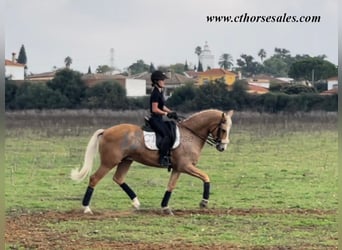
[{"x1": 160, "y1": 156, "x2": 171, "y2": 167}]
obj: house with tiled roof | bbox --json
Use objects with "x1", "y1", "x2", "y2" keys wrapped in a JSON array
[
  {"x1": 132, "y1": 71, "x2": 195, "y2": 96},
  {"x1": 26, "y1": 71, "x2": 56, "y2": 81},
  {"x1": 327, "y1": 76, "x2": 338, "y2": 90},
  {"x1": 5, "y1": 53, "x2": 25, "y2": 80},
  {"x1": 197, "y1": 68, "x2": 237, "y2": 86},
  {"x1": 82, "y1": 73, "x2": 146, "y2": 97},
  {"x1": 246, "y1": 74, "x2": 290, "y2": 89},
  {"x1": 247, "y1": 84, "x2": 269, "y2": 95},
  {"x1": 320, "y1": 88, "x2": 338, "y2": 96},
  {"x1": 184, "y1": 70, "x2": 200, "y2": 79}
]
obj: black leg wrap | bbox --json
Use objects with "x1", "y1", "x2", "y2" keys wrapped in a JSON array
[
  {"x1": 120, "y1": 183, "x2": 137, "y2": 200},
  {"x1": 161, "y1": 191, "x2": 172, "y2": 207},
  {"x1": 82, "y1": 186, "x2": 94, "y2": 206},
  {"x1": 203, "y1": 182, "x2": 210, "y2": 200}
]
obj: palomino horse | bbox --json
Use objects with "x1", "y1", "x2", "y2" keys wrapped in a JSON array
[{"x1": 71, "y1": 109, "x2": 233, "y2": 215}]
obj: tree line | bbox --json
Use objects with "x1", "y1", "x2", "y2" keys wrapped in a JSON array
[
  {"x1": 5, "y1": 68, "x2": 337, "y2": 113},
  {"x1": 5, "y1": 69, "x2": 148, "y2": 110},
  {"x1": 167, "y1": 80, "x2": 337, "y2": 113}
]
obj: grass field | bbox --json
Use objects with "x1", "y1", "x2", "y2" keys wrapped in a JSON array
[{"x1": 5, "y1": 110, "x2": 338, "y2": 249}]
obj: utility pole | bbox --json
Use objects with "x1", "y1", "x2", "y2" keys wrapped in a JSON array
[
  {"x1": 311, "y1": 69, "x2": 314, "y2": 86},
  {"x1": 110, "y1": 48, "x2": 114, "y2": 75}
]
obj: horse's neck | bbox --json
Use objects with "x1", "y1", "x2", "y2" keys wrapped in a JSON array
[{"x1": 182, "y1": 111, "x2": 219, "y2": 136}]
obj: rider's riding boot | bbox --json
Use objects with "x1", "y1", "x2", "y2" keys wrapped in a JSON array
[{"x1": 160, "y1": 156, "x2": 171, "y2": 168}]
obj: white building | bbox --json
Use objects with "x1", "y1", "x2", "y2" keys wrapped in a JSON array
[
  {"x1": 5, "y1": 53, "x2": 25, "y2": 80},
  {"x1": 327, "y1": 76, "x2": 338, "y2": 90},
  {"x1": 199, "y1": 41, "x2": 215, "y2": 71},
  {"x1": 125, "y1": 78, "x2": 146, "y2": 97},
  {"x1": 82, "y1": 74, "x2": 146, "y2": 97}
]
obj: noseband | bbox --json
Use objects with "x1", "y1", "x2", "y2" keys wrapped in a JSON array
[{"x1": 207, "y1": 113, "x2": 226, "y2": 146}]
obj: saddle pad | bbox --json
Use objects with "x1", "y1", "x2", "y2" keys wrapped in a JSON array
[{"x1": 143, "y1": 126, "x2": 181, "y2": 150}]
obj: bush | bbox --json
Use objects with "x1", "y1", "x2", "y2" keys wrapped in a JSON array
[
  {"x1": 5, "y1": 80, "x2": 18, "y2": 110},
  {"x1": 282, "y1": 84, "x2": 316, "y2": 95},
  {"x1": 84, "y1": 81, "x2": 128, "y2": 109},
  {"x1": 167, "y1": 83, "x2": 197, "y2": 109},
  {"x1": 13, "y1": 82, "x2": 69, "y2": 109}
]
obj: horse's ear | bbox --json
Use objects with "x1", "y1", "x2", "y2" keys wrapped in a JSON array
[{"x1": 227, "y1": 110, "x2": 234, "y2": 117}]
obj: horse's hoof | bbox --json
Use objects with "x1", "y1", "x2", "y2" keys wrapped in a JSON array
[
  {"x1": 162, "y1": 206, "x2": 174, "y2": 216},
  {"x1": 132, "y1": 197, "x2": 141, "y2": 210},
  {"x1": 199, "y1": 199, "x2": 209, "y2": 209},
  {"x1": 83, "y1": 206, "x2": 93, "y2": 214}
]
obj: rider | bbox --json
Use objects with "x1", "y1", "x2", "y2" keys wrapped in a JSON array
[{"x1": 149, "y1": 70, "x2": 177, "y2": 167}]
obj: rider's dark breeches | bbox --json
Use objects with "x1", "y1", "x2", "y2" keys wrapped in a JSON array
[{"x1": 149, "y1": 116, "x2": 171, "y2": 158}]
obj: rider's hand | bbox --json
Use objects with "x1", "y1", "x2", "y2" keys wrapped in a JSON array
[{"x1": 167, "y1": 112, "x2": 178, "y2": 120}]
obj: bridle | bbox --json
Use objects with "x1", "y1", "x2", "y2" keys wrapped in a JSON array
[
  {"x1": 207, "y1": 113, "x2": 227, "y2": 146},
  {"x1": 178, "y1": 113, "x2": 227, "y2": 147}
]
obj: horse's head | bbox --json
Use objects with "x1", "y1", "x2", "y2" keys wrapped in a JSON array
[{"x1": 210, "y1": 110, "x2": 234, "y2": 152}]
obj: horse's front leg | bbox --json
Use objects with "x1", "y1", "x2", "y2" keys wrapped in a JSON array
[
  {"x1": 161, "y1": 170, "x2": 181, "y2": 215},
  {"x1": 184, "y1": 164, "x2": 210, "y2": 209}
]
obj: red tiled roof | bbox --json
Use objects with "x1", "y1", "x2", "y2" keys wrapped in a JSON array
[
  {"x1": 247, "y1": 84, "x2": 269, "y2": 94},
  {"x1": 27, "y1": 71, "x2": 56, "y2": 78},
  {"x1": 199, "y1": 68, "x2": 236, "y2": 76},
  {"x1": 327, "y1": 76, "x2": 338, "y2": 81},
  {"x1": 320, "y1": 88, "x2": 338, "y2": 95},
  {"x1": 184, "y1": 70, "x2": 200, "y2": 78},
  {"x1": 5, "y1": 59, "x2": 25, "y2": 67}
]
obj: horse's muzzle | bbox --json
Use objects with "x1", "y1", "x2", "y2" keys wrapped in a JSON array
[{"x1": 216, "y1": 144, "x2": 226, "y2": 152}]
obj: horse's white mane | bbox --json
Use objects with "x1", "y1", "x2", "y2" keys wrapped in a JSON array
[{"x1": 182, "y1": 109, "x2": 222, "y2": 122}]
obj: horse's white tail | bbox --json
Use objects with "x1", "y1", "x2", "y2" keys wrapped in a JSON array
[{"x1": 70, "y1": 129, "x2": 105, "y2": 182}]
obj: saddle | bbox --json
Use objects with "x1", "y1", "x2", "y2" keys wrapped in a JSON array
[{"x1": 142, "y1": 117, "x2": 180, "y2": 151}]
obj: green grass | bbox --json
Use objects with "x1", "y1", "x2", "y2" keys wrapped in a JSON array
[
  {"x1": 5, "y1": 111, "x2": 338, "y2": 248},
  {"x1": 49, "y1": 213, "x2": 336, "y2": 247}
]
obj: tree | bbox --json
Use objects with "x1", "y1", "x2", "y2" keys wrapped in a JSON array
[
  {"x1": 170, "y1": 63, "x2": 186, "y2": 74},
  {"x1": 257, "y1": 49, "x2": 266, "y2": 63},
  {"x1": 195, "y1": 46, "x2": 202, "y2": 58},
  {"x1": 193, "y1": 79, "x2": 230, "y2": 109},
  {"x1": 17, "y1": 45, "x2": 27, "y2": 65},
  {"x1": 166, "y1": 83, "x2": 197, "y2": 108},
  {"x1": 236, "y1": 54, "x2": 262, "y2": 77},
  {"x1": 274, "y1": 48, "x2": 290, "y2": 59},
  {"x1": 288, "y1": 57, "x2": 337, "y2": 81},
  {"x1": 197, "y1": 61, "x2": 203, "y2": 72},
  {"x1": 263, "y1": 57, "x2": 288, "y2": 77},
  {"x1": 64, "y1": 56, "x2": 72, "y2": 68},
  {"x1": 17, "y1": 44, "x2": 28, "y2": 77},
  {"x1": 218, "y1": 53, "x2": 234, "y2": 70},
  {"x1": 96, "y1": 65, "x2": 112, "y2": 74},
  {"x1": 128, "y1": 59, "x2": 149, "y2": 75},
  {"x1": 47, "y1": 69, "x2": 85, "y2": 108},
  {"x1": 149, "y1": 63, "x2": 156, "y2": 73},
  {"x1": 195, "y1": 46, "x2": 202, "y2": 72},
  {"x1": 262, "y1": 48, "x2": 293, "y2": 77},
  {"x1": 87, "y1": 66, "x2": 92, "y2": 74},
  {"x1": 184, "y1": 60, "x2": 189, "y2": 71}
]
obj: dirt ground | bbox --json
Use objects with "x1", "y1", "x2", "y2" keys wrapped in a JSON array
[{"x1": 5, "y1": 208, "x2": 337, "y2": 250}]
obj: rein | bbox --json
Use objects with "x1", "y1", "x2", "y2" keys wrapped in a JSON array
[
  {"x1": 178, "y1": 122, "x2": 215, "y2": 146},
  {"x1": 177, "y1": 113, "x2": 225, "y2": 147}
]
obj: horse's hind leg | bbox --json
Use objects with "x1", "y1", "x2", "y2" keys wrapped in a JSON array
[
  {"x1": 112, "y1": 159, "x2": 140, "y2": 209},
  {"x1": 82, "y1": 164, "x2": 115, "y2": 214}
]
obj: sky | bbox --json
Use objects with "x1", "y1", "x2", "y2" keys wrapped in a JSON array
[{"x1": 5, "y1": 0, "x2": 338, "y2": 74}]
